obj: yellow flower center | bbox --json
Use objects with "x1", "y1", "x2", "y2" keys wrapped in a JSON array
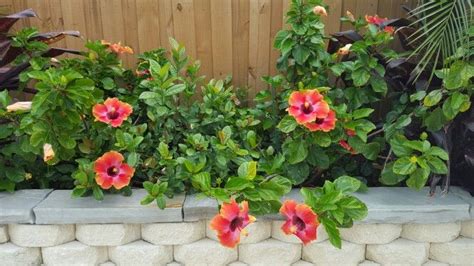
[{"x1": 409, "y1": 156, "x2": 418, "y2": 164}]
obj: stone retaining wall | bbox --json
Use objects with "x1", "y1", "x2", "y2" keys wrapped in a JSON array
[{"x1": 0, "y1": 187, "x2": 473, "y2": 266}]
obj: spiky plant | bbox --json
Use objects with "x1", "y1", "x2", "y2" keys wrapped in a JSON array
[{"x1": 408, "y1": 0, "x2": 473, "y2": 81}]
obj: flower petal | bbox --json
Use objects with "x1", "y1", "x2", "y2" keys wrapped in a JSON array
[
  {"x1": 95, "y1": 174, "x2": 113, "y2": 189},
  {"x1": 280, "y1": 200, "x2": 297, "y2": 219},
  {"x1": 288, "y1": 91, "x2": 306, "y2": 106},
  {"x1": 220, "y1": 199, "x2": 240, "y2": 221},
  {"x1": 210, "y1": 215, "x2": 231, "y2": 233},
  {"x1": 295, "y1": 204, "x2": 318, "y2": 225},
  {"x1": 217, "y1": 229, "x2": 241, "y2": 248}
]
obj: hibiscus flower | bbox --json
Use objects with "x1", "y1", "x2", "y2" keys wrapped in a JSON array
[
  {"x1": 304, "y1": 110, "x2": 337, "y2": 132},
  {"x1": 94, "y1": 151, "x2": 134, "y2": 190},
  {"x1": 101, "y1": 40, "x2": 133, "y2": 55},
  {"x1": 210, "y1": 199, "x2": 256, "y2": 248},
  {"x1": 280, "y1": 200, "x2": 319, "y2": 245},
  {"x1": 287, "y1": 90, "x2": 330, "y2": 124},
  {"x1": 92, "y1": 98, "x2": 133, "y2": 127},
  {"x1": 365, "y1": 15, "x2": 388, "y2": 26}
]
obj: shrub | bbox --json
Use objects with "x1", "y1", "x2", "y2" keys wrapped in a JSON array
[{"x1": 0, "y1": 0, "x2": 472, "y2": 248}]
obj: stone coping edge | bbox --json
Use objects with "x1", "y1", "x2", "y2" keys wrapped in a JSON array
[{"x1": 0, "y1": 187, "x2": 471, "y2": 224}]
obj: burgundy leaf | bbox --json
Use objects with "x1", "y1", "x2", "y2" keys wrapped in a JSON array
[{"x1": 0, "y1": 9, "x2": 36, "y2": 37}]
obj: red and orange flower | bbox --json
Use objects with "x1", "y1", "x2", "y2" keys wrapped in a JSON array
[
  {"x1": 280, "y1": 200, "x2": 319, "y2": 245},
  {"x1": 287, "y1": 90, "x2": 330, "y2": 124},
  {"x1": 210, "y1": 199, "x2": 256, "y2": 248},
  {"x1": 383, "y1": 26, "x2": 395, "y2": 35},
  {"x1": 101, "y1": 40, "x2": 134, "y2": 55},
  {"x1": 93, "y1": 98, "x2": 133, "y2": 127},
  {"x1": 365, "y1": 15, "x2": 395, "y2": 35},
  {"x1": 94, "y1": 151, "x2": 134, "y2": 190},
  {"x1": 365, "y1": 15, "x2": 388, "y2": 26},
  {"x1": 303, "y1": 110, "x2": 337, "y2": 132}
]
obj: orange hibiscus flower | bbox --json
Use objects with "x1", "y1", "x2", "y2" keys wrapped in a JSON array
[
  {"x1": 210, "y1": 199, "x2": 256, "y2": 248},
  {"x1": 287, "y1": 90, "x2": 330, "y2": 125},
  {"x1": 92, "y1": 98, "x2": 133, "y2": 127},
  {"x1": 94, "y1": 151, "x2": 134, "y2": 190},
  {"x1": 101, "y1": 40, "x2": 133, "y2": 55},
  {"x1": 280, "y1": 200, "x2": 319, "y2": 245}
]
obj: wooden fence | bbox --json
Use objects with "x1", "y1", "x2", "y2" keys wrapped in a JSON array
[{"x1": 1, "y1": 0, "x2": 415, "y2": 96}]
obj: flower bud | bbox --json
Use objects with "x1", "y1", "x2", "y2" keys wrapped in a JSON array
[
  {"x1": 6, "y1": 101, "x2": 32, "y2": 112},
  {"x1": 312, "y1": 6, "x2": 327, "y2": 16},
  {"x1": 337, "y1": 44, "x2": 352, "y2": 56},
  {"x1": 43, "y1": 143, "x2": 55, "y2": 162},
  {"x1": 346, "y1": 11, "x2": 355, "y2": 22}
]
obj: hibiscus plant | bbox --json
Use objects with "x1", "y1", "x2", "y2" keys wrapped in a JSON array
[{"x1": 1, "y1": 0, "x2": 472, "y2": 249}]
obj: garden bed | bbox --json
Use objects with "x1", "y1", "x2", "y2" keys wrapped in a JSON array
[{"x1": 0, "y1": 187, "x2": 473, "y2": 265}]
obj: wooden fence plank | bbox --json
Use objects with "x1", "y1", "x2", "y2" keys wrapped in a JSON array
[
  {"x1": 83, "y1": 0, "x2": 104, "y2": 41},
  {"x1": 210, "y1": 0, "x2": 233, "y2": 79},
  {"x1": 248, "y1": 0, "x2": 271, "y2": 99},
  {"x1": 172, "y1": 0, "x2": 197, "y2": 58},
  {"x1": 323, "y1": 0, "x2": 343, "y2": 34},
  {"x1": 194, "y1": 0, "x2": 213, "y2": 80},
  {"x1": 269, "y1": 0, "x2": 283, "y2": 76},
  {"x1": 232, "y1": 0, "x2": 249, "y2": 89},
  {"x1": 61, "y1": 0, "x2": 86, "y2": 50},
  {"x1": 158, "y1": 0, "x2": 174, "y2": 50},
  {"x1": 135, "y1": 0, "x2": 161, "y2": 53},
  {"x1": 121, "y1": 0, "x2": 139, "y2": 66}
]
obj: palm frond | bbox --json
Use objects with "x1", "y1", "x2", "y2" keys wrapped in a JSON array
[{"x1": 408, "y1": 0, "x2": 473, "y2": 82}]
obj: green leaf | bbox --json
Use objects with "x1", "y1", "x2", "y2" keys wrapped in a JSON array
[
  {"x1": 320, "y1": 217, "x2": 341, "y2": 249},
  {"x1": 285, "y1": 139, "x2": 308, "y2": 164},
  {"x1": 5, "y1": 168, "x2": 26, "y2": 182},
  {"x1": 353, "y1": 108, "x2": 374, "y2": 119},
  {"x1": 286, "y1": 163, "x2": 310, "y2": 185},
  {"x1": 406, "y1": 167, "x2": 430, "y2": 190},
  {"x1": 158, "y1": 142, "x2": 172, "y2": 159},
  {"x1": 127, "y1": 152, "x2": 139, "y2": 167},
  {"x1": 393, "y1": 157, "x2": 417, "y2": 175},
  {"x1": 277, "y1": 116, "x2": 298, "y2": 133},
  {"x1": 238, "y1": 161, "x2": 258, "y2": 180},
  {"x1": 423, "y1": 89, "x2": 443, "y2": 107},
  {"x1": 334, "y1": 176, "x2": 361, "y2": 193},
  {"x1": 92, "y1": 186, "x2": 104, "y2": 201},
  {"x1": 426, "y1": 156, "x2": 448, "y2": 174},
  {"x1": 165, "y1": 84, "x2": 186, "y2": 96},
  {"x1": 410, "y1": 91, "x2": 426, "y2": 102},
  {"x1": 380, "y1": 162, "x2": 406, "y2": 185},
  {"x1": 71, "y1": 187, "x2": 87, "y2": 198},
  {"x1": 225, "y1": 177, "x2": 254, "y2": 191},
  {"x1": 352, "y1": 68, "x2": 370, "y2": 87},
  {"x1": 192, "y1": 172, "x2": 211, "y2": 192},
  {"x1": 101, "y1": 77, "x2": 115, "y2": 90},
  {"x1": 218, "y1": 126, "x2": 232, "y2": 144},
  {"x1": 58, "y1": 135, "x2": 76, "y2": 149},
  {"x1": 140, "y1": 195, "x2": 155, "y2": 205},
  {"x1": 156, "y1": 195, "x2": 166, "y2": 209},
  {"x1": 424, "y1": 108, "x2": 447, "y2": 131},
  {"x1": 0, "y1": 90, "x2": 11, "y2": 107},
  {"x1": 370, "y1": 76, "x2": 388, "y2": 94},
  {"x1": 360, "y1": 142, "x2": 381, "y2": 161},
  {"x1": 427, "y1": 146, "x2": 449, "y2": 160},
  {"x1": 292, "y1": 45, "x2": 311, "y2": 64},
  {"x1": 139, "y1": 91, "x2": 159, "y2": 100},
  {"x1": 444, "y1": 61, "x2": 474, "y2": 90},
  {"x1": 442, "y1": 92, "x2": 470, "y2": 120}
]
